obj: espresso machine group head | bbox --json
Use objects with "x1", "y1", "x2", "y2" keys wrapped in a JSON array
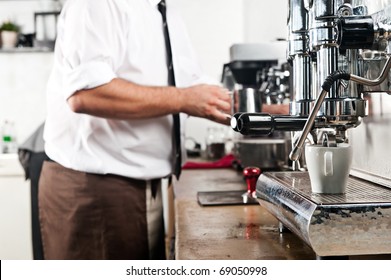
[{"x1": 231, "y1": 0, "x2": 391, "y2": 259}]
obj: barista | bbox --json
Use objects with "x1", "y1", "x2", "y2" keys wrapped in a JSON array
[{"x1": 39, "y1": 0, "x2": 233, "y2": 260}]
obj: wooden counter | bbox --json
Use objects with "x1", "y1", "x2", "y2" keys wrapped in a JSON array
[{"x1": 174, "y1": 168, "x2": 316, "y2": 260}]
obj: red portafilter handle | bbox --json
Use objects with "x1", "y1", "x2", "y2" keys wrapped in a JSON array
[{"x1": 243, "y1": 166, "x2": 261, "y2": 195}]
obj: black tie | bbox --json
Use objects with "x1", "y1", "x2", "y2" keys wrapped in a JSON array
[{"x1": 158, "y1": 0, "x2": 182, "y2": 179}]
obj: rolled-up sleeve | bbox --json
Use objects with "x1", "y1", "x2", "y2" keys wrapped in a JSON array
[
  {"x1": 62, "y1": 60, "x2": 117, "y2": 100},
  {"x1": 58, "y1": 0, "x2": 127, "y2": 100}
]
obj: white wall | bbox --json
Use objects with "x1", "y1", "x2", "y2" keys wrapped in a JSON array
[
  {"x1": 0, "y1": 52, "x2": 52, "y2": 144},
  {"x1": 0, "y1": 0, "x2": 60, "y2": 143},
  {"x1": 243, "y1": 0, "x2": 288, "y2": 42}
]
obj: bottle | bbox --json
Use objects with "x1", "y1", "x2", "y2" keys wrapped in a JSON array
[
  {"x1": 2, "y1": 120, "x2": 17, "y2": 154},
  {"x1": 205, "y1": 127, "x2": 226, "y2": 160}
]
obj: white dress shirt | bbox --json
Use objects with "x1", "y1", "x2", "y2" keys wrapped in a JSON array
[{"x1": 44, "y1": 0, "x2": 211, "y2": 179}]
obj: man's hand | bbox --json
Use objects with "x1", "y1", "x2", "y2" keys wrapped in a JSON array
[{"x1": 179, "y1": 84, "x2": 232, "y2": 125}]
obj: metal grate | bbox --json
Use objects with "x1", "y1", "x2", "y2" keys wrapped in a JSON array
[{"x1": 269, "y1": 172, "x2": 391, "y2": 205}]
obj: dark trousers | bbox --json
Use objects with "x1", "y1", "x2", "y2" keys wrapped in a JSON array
[
  {"x1": 38, "y1": 161, "x2": 165, "y2": 260},
  {"x1": 29, "y1": 152, "x2": 47, "y2": 260}
]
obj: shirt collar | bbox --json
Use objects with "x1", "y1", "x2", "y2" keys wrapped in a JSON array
[{"x1": 148, "y1": 0, "x2": 161, "y2": 6}]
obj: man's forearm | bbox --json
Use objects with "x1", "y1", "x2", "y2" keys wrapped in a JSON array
[
  {"x1": 67, "y1": 78, "x2": 183, "y2": 119},
  {"x1": 66, "y1": 78, "x2": 232, "y2": 124}
]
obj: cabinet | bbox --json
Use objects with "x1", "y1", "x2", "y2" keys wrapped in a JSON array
[{"x1": 0, "y1": 153, "x2": 33, "y2": 260}]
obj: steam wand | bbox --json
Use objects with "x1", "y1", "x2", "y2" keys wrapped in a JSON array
[{"x1": 289, "y1": 55, "x2": 391, "y2": 161}]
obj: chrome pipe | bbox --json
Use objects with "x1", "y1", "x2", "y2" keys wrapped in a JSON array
[
  {"x1": 289, "y1": 89, "x2": 328, "y2": 161},
  {"x1": 350, "y1": 55, "x2": 391, "y2": 86}
]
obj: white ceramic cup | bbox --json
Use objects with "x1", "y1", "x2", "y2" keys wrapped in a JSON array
[{"x1": 305, "y1": 143, "x2": 353, "y2": 194}]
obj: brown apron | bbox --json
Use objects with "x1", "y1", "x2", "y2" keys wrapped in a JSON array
[{"x1": 38, "y1": 161, "x2": 165, "y2": 260}]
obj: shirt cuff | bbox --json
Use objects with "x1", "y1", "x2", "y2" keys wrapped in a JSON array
[{"x1": 63, "y1": 60, "x2": 117, "y2": 100}]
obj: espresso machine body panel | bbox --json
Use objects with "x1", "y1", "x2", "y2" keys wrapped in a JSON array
[{"x1": 350, "y1": 93, "x2": 391, "y2": 188}]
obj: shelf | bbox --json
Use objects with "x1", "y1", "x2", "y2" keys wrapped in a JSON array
[{"x1": 0, "y1": 47, "x2": 53, "y2": 53}]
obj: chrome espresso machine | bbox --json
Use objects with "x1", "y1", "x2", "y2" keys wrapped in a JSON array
[{"x1": 231, "y1": 0, "x2": 391, "y2": 258}]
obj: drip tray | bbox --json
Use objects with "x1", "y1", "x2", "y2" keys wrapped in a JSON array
[
  {"x1": 256, "y1": 171, "x2": 391, "y2": 257},
  {"x1": 197, "y1": 190, "x2": 258, "y2": 206}
]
